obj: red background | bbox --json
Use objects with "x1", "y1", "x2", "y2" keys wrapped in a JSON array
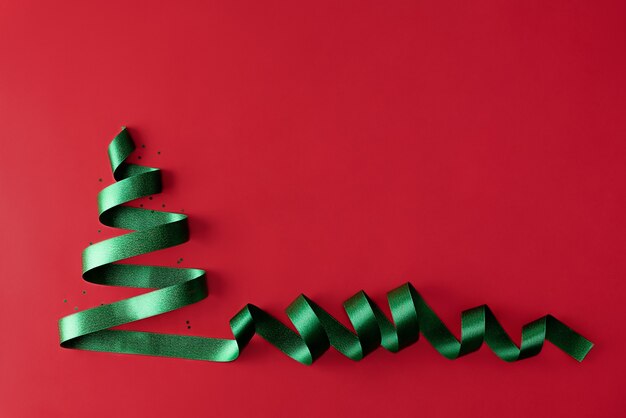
[{"x1": 1, "y1": 1, "x2": 625, "y2": 417}]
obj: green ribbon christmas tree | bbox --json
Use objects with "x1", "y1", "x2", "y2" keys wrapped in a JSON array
[{"x1": 58, "y1": 128, "x2": 594, "y2": 364}]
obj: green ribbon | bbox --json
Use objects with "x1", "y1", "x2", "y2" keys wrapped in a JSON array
[{"x1": 58, "y1": 128, "x2": 594, "y2": 364}]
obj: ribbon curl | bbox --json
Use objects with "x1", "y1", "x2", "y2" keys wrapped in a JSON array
[{"x1": 58, "y1": 128, "x2": 594, "y2": 364}]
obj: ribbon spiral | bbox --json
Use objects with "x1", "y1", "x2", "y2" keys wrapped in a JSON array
[{"x1": 58, "y1": 128, "x2": 594, "y2": 364}]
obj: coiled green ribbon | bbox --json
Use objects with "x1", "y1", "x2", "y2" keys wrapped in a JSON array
[{"x1": 58, "y1": 128, "x2": 594, "y2": 364}]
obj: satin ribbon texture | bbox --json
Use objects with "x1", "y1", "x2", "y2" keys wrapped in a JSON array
[{"x1": 58, "y1": 128, "x2": 594, "y2": 364}]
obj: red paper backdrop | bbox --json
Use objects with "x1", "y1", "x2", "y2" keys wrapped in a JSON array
[{"x1": 1, "y1": 1, "x2": 624, "y2": 417}]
